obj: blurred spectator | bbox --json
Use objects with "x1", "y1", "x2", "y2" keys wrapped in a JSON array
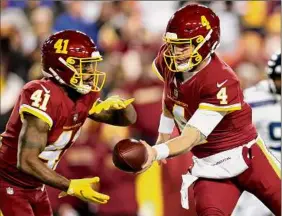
[
  {"x1": 53, "y1": 2, "x2": 98, "y2": 43},
  {"x1": 97, "y1": 1, "x2": 141, "y2": 53},
  {"x1": 0, "y1": 29, "x2": 31, "y2": 81},
  {"x1": 90, "y1": 2, "x2": 119, "y2": 51},
  {"x1": 264, "y1": 11, "x2": 281, "y2": 57},
  {"x1": 211, "y1": 1, "x2": 241, "y2": 55},
  {"x1": 1, "y1": 3, "x2": 37, "y2": 54},
  {"x1": 235, "y1": 62, "x2": 264, "y2": 90},
  {"x1": 4, "y1": 0, "x2": 54, "y2": 9},
  {"x1": 139, "y1": 1, "x2": 177, "y2": 35},
  {"x1": 241, "y1": 1, "x2": 268, "y2": 32},
  {"x1": 80, "y1": 2, "x2": 102, "y2": 22},
  {"x1": 30, "y1": 6, "x2": 53, "y2": 44},
  {"x1": 240, "y1": 31, "x2": 266, "y2": 65},
  {"x1": 27, "y1": 6, "x2": 54, "y2": 82},
  {"x1": 0, "y1": 37, "x2": 25, "y2": 133}
]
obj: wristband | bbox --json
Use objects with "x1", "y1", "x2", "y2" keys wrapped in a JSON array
[
  {"x1": 158, "y1": 114, "x2": 175, "y2": 134},
  {"x1": 153, "y1": 143, "x2": 170, "y2": 160}
]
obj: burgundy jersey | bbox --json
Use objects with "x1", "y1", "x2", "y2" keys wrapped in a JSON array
[
  {"x1": 0, "y1": 79, "x2": 99, "y2": 188},
  {"x1": 153, "y1": 45, "x2": 257, "y2": 158}
]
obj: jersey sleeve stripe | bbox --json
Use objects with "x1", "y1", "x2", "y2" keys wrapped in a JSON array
[
  {"x1": 19, "y1": 104, "x2": 53, "y2": 129},
  {"x1": 199, "y1": 103, "x2": 242, "y2": 111},
  {"x1": 257, "y1": 138, "x2": 281, "y2": 179},
  {"x1": 152, "y1": 60, "x2": 164, "y2": 82}
]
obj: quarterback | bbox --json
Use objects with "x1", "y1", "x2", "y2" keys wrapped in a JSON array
[
  {"x1": 141, "y1": 4, "x2": 281, "y2": 216},
  {"x1": 0, "y1": 30, "x2": 136, "y2": 216},
  {"x1": 233, "y1": 53, "x2": 281, "y2": 216}
]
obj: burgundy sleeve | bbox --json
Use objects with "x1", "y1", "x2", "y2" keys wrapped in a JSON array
[{"x1": 19, "y1": 82, "x2": 56, "y2": 129}]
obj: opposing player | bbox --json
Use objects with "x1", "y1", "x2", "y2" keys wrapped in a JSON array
[
  {"x1": 233, "y1": 53, "x2": 281, "y2": 216},
  {"x1": 140, "y1": 4, "x2": 281, "y2": 216},
  {"x1": 244, "y1": 52, "x2": 281, "y2": 160},
  {"x1": 0, "y1": 30, "x2": 136, "y2": 216}
]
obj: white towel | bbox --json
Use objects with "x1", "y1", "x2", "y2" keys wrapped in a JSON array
[{"x1": 180, "y1": 137, "x2": 258, "y2": 209}]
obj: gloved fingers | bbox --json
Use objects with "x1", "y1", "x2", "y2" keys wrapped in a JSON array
[
  {"x1": 81, "y1": 190, "x2": 110, "y2": 204},
  {"x1": 111, "y1": 98, "x2": 134, "y2": 109},
  {"x1": 112, "y1": 102, "x2": 125, "y2": 109},
  {"x1": 123, "y1": 98, "x2": 135, "y2": 106},
  {"x1": 90, "y1": 177, "x2": 100, "y2": 183},
  {"x1": 91, "y1": 190, "x2": 110, "y2": 201},
  {"x1": 91, "y1": 197, "x2": 108, "y2": 204}
]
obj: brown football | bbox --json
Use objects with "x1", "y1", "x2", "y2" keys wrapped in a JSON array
[{"x1": 112, "y1": 139, "x2": 148, "y2": 173}]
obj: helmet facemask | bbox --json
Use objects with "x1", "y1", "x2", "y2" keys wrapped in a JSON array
[
  {"x1": 59, "y1": 55, "x2": 106, "y2": 94},
  {"x1": 163, "y1": 30, "x2": 213, "y2": 72}
]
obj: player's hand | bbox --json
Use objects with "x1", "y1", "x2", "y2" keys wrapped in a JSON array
[
  {"x1": 138, "y1": 140, "x2": 157, "y2": 173},
  {"x1": 59, "y1": 177, "x2": 110, "y2": 204},
  {"x1": 89, "y1": 95, "x2": 135, "y2": 115}
]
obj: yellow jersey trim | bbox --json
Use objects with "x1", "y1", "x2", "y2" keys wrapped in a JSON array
[
  {"x1": 199, "y1": 103, "x2": 242, "y2": 111},
  {"x1": 152, "y1": 60, "x2": 164, "y2": 82},
  {"x1": 257, "y1": 138, "x2": 281, "y2": 179},
  {"x1": 19, "y1": 104, "x2": 53, "y2": 129}
]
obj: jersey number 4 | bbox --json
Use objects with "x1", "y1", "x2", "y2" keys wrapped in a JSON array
[
  {"x1": 217, "y1": 87, "x2": 228, "y2": 105},
  {"x1": 201, "y1": 15, "x2": 211, "y2": 30}
]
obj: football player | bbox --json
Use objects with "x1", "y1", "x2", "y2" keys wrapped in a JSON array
[
  {"x1": 233, "y1": 52, "x2": 281, "y2": 216},
  {"x1": 139, "y1": 4, "x2": 281, "y2": 216},
  {"x1": 244, "y1": 52, "x2": 281, "y2": 160},
  {"x1": 0, "y1": 30, "x2": 136, "y2": 216}
]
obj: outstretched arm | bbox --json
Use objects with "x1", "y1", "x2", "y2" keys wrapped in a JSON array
[
  {"x1": 18, "y1": 114, "x2": 110, "y2": 204},
  {"x1": 156, "y1": 124, "x2": 207, "y2": 158},
  {"x1": 141, "y1": 109, "x2": 227, "y2": 169},
  {"x1": 17, "y1": 114, "x2": 70, "y2": 191}
]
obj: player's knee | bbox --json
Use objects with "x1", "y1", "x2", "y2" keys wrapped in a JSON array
[{"x1": 198, "y1": 207, "x2": 226, "y2": 216}]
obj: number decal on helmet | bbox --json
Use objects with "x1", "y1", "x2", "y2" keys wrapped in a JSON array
[
  {"x1": 216, "y1": 87, "x2": 228, "y2": 105},
  {"x1": 54, "y1": 39, "x2": 69, "y2": 54},
  {"x1": 201, "y1": 15, "x2": 211, "y2": 30}
]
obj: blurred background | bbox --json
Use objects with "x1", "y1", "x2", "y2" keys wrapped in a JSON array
[{"x1": 0, "y1": 1, "x2": 281, "y2": 216}]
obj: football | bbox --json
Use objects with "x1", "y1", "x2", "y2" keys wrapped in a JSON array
[{"x1": 112, "y1": 139, "x2": 148, "y2": 173}]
